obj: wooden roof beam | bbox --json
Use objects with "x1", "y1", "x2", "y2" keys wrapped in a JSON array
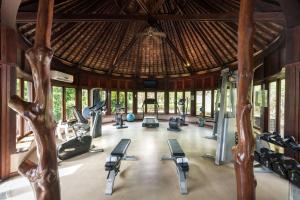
[
  {"x1": 108, "y1": 24, "x2": 148, "y2": 74},
  {"x1": 16, "y1": 12, "x2": 285, "y2": 23}
]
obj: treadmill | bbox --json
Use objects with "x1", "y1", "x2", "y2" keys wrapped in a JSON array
[{"x1": 142, "y1": 99, "x2": 159, "y2": 128}]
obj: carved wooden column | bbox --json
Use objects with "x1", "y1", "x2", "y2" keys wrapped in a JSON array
[
  {"x1": 8, "y1": 0, "x2": 61, "y2": 199},
  {"x1": 232, "y1": 0, "x2": 256, "y2": 199}
]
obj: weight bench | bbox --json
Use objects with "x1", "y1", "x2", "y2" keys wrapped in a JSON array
[
  {"x1": 161, "y1": 139, "x2": 189, "y2": 194},
  {"x1": 105, "y1": 139, "x2": 137, "y2": 195}
]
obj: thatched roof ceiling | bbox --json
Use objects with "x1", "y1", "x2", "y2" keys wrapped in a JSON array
[{"x1": 17, "y1": 0, "x2": 284, "y2": 78}]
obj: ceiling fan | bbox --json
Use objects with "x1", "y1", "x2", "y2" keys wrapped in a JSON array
[{"x1": 138, "y1": 26, "x2": 166, "y2": 44}]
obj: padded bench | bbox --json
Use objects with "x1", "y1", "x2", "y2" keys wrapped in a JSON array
[
  {"x1": 105, "y1": 139, "x2": 136, "y2": 195},
  {"x1": 162, "y1": 139, "x2": 189, "y2": 194}
]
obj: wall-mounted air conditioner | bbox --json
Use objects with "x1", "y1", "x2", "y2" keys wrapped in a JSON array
[{"x1": 51, "y1": 70, "x2": 73, "y2": 83}]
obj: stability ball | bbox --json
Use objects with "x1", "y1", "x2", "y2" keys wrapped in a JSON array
[{"x1": 126, "y1": 113, "x2": 135, "y2": 122}]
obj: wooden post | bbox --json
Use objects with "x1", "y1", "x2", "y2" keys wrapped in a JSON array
[
  {"x1": 232, "y1": 0, "x2": 256, "y2": 200},
  {"x1": 8, "y1": 0, "x2": 61, "y2": 199}
]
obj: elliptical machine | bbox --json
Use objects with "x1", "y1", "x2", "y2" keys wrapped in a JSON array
[
  {"x1": 167, "y1": 98, "x2": 189, "y2": 132},
  {"x1": 113, "y1": 103, "x2": 128, "y2": 129},
  {"x1": 177, "y1": 98, "x2": 189, "y2": 126},
  {"x1": 57, "y1": 105, "x2": 104, "y2": 161},
  {"x1": 57, "y1": 88, "x2": 106, "y2": 160}
]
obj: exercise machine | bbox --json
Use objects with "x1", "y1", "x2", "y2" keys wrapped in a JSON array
[
  {"x1": 203, "y1": 68, "x2": 237, "y2": 165},
  {"x1": 113, "y1": 103, "x2": 128, "y2": 129},
  {"x1": 177, "y1": 98, "x2": 189, "y2": 126},
  {"x1": 167, "y1": 117, "x2": 181, "y2": 132},
  {"x1": 57, "y1": 88, "x2": 106, "y2": 160},
  {"x1": 83, "y1": 88, "x2": 107, "y2": 138},
  {"x1": 142, "y1": 98, "x2": 159, "y2": 128},
  {"x1": 161, "y1": 139, "x2": 189, "y2": 194},
  {"x1": 167, "y1": 98, "x2": 189, "y2": 131},
  {"x1": 105, "y1": 139, "x2": 137, "y2": 195}
]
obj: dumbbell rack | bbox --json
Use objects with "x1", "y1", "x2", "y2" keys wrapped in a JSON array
[{"x1": 256, "y1": 133, "x2": 300, "y2": 200}]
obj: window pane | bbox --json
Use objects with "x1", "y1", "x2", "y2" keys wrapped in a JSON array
[
  {"x1": 16, "y1": 79, "x2": 21, "y2": 96},
  {"x1": 184, "y1": 91, "x2": 191, "y2": 115},
  {"x1": 280, "y1": 79, "x2": 285, "y2": 136},
  {"x1": 196, "y1": 91, "x2": 203, "y2": 115},
  {"x1": 269, "y1": 82, "x2": 277, "y2": 133},
  {"x1": 157, "y1": 92, "x2": 164, "y2": 113},
  {"x1": 147, "y1": 92, "x2": 155, "y2": 113},
  {"x1": 205, "y1": 90, "x2": 212, "y2": 117},
  {"x1": 111, "y1": 91, "x2": 117, "y2": 113},
  {"x1": 119, "y1": 92, "x2": 126, "y2": 108},
  {"x1": 137, "y1": 92, "x2": 145, "y2": 113},
  {"x1": 53, "y1": 86, "x2": 63, "y2": 122},
  {"x1": 82, "y1": 89, "x2": 89, "y2": 110},
  {"x1": 16, "y1": 79, "x2": 21, "y2": 137},
  {"x1": 24, "y1": 81, "x2": 33, "y2": 102},
  {"x1": 65, "y1": 88, "x2": 76, "y2": 120},
  {"x1": 169, "y1": 92, "x2": 175, "y2": 114},
  {"x1": 253, "y1": 85, "x2": 262, "y2": 128},
  {"x1": 127, "y1": 92, "x2": 133, "y2": 113}
]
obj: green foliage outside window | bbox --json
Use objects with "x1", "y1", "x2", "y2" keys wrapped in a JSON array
[
  {"x1": 127, "y1": 92, "x2": 133, "y2": 113},
  {"x1": 196, "y1": 91, "x2": 203, "y2": 115},
  {"x1": 147, "y1": 92, "x2": 155, "y2": 113},
  {"x1": 52, "y1": 86, "x2": 63, "y2": 122},
  {"x1": 111, "y1": 91, "x2": 117, "y2": 113},
  {"x1": 157, "y1": 92, "x2": 164, "y2": 113},
  {"x1": 24, "y1": 81, "x2": 32, "y2": 102},
  {"x1": 169, "y1": 92, "x2": 175, "y2": 114},
  {"x1": 82, "y1": 89, "x2": 89, "y2": 110},
  {"x1": 65, "y1": 88, "x2": 76, "y2": 120},
  {"x1": 268, "y1": 82, "x2": 277, "y2": 133},
  {"x1": 119, "y1": 92, "x2": 126, "y2": 108},
  {"x1": 185, "y1": 91, "x2": 191, "y2": 114},
  {"x1": 205, "y1": 91, "x2": 212, "y2": 117},
  {"x1": 137, "y1": 92, "x2": 145, "y2": 113}
]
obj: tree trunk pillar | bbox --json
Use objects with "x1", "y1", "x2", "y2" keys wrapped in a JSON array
[{"x1": 232, "y1": 0, "x2": 256, "y2": 200}]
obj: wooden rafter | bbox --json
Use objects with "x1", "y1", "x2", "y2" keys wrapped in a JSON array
[
  {"x1": 108, "y1": 24, "x2": 148, "y2": 74},
  {"x1": 16, "y1": 12, "x2": 285, "y2": 23}
]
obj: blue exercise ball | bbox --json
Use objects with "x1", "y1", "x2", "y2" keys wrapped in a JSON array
[{"x1": 126, "y1": 113, "x2": 135, "y2": 122}]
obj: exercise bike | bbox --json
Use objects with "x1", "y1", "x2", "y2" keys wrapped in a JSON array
[
  {"x1": 57, "y1": 102, "x2": 105, "y2": 160},
  {"x1": 167, "y1": 98, "x2": 189, "y2": 132},
  {"x1": 113, "y1": 103, "x2": 128, "y2": 129}
]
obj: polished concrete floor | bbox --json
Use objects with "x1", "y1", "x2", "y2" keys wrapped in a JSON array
[{"x1": 0, "y1": 122, "x2": 290, "y2": 200}]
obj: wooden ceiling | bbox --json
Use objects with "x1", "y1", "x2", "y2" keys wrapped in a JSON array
[{"x1": 17, "y1": 0, "x2": 284, "y2": 78}]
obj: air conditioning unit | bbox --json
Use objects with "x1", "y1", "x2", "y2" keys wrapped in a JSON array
[{"x1": 51, "y1": 70, "x2": 73, "y2": 83}]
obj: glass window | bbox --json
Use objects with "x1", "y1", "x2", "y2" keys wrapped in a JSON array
[
  {"x1": 119, "y1": 91, "x2": 126, "y2": 108},
  {"x1": 196, "y1": 91, "x2": 203, "y2": 115},
  {"x1": 127, "y1": 92, "x2": 133, "y2": 113},
  {"x1": 205, "y1": 90, "x2": 212, "y2": 117},
  {"x1": 65, "y1": 88, "x2": 76, "y2": 120},
  {"x1": 280, "y1": 79, "x2": 285, "y2": 136},
  {"x1": 253, "y1": 85, "x2": 262, "y2": 128},
  {"x1": 111, "y1": 91, "x2": 118, "y2": 113},
  {"x1": 147, "y1": 92, "x2": 155, "y2": 113},
  {"x1": 184, "y1": 91, "x2": 191, "y2": 115},
  {"x1": 16, "y1": 79, "x2": 21, "y2": 137},
  {"x1": 176, "y1": 92, "x2": 183, "y2": 113},
  {"x1": 24, "y1": 81, "x2": 33, "y2": 102},
  {"x1": 169, "y1": 92, "x2": 175, "y2": 114},
  {"x1": 16, "y1": 79, "x2": 21, "y2": 96},
  {"x1": 269, "y1": 82, "x2": 277, "y2": 133},
  {"x1": 82, "y1": 89, "x2": 89, "y2": 110},
  {"x1": 137, "y1": 92, "x2": 145, "y2": 113},
  {"x1": 52, "y1": 86, "x2": 63, "y2": 122},
  {"x1": 157, "y1": 92, "x2": 164, "y2": 113}
]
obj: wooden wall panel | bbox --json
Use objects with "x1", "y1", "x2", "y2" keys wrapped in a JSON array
[{"x1": 284, "y1": 62, "x2": 300, "y2": 160}]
